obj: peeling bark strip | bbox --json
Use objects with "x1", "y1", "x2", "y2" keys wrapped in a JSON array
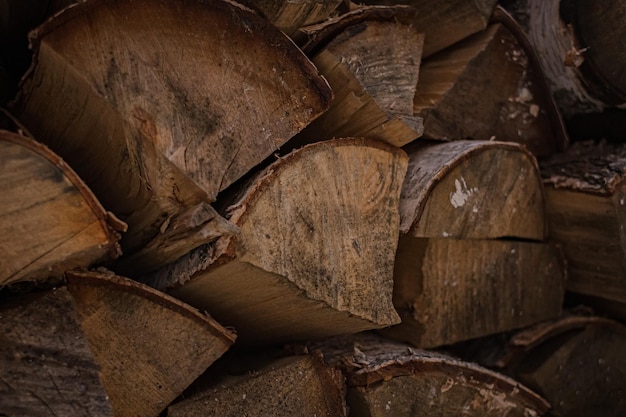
[
  {"x1": 414, "y1": 21, "x2": 566, "y2": 158},
  {"x1": 400, "y1": 140, "x2": 545, "y2": 240},
  {"x1": 12, "y1": 0, "x2": 332, "y2": 268},
  {"x1": 148, "y1": 138, "x2": 408, "y2": 345},
  {"x1": 306, "y1": 333, "x2": 550, "y2": 417},
  {"x1": 541, "y1": 140, "x2": 626, "y2": 305},
  {"x1": 384, "y1": 237, "x2": 565, "y2": 348},
  {"x1": 168, "y1": 355, "x2": 346, "y2": 417},
  {"x1": 66, "y1": 270, "x2": 235, "y2": 417},
  {"x1": 294, "y1": 15, "x2": 424, "y2": 148},
  {"x1": 0, "y1": 129, "x2": 123, "y2": 286},
  {"x1": 0, "y1": 288, "x2": 114, "y2": 417}
]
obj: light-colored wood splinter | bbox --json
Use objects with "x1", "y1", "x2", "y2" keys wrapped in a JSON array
[
  {"x1": 12, "y1": 0, "x2": 332, "y2": 273},
  {"x1": 66, "y1": 270, "x2": 236, "y2": 417},
  {"x1": 0, "y1": 129, "x2": 124, "y2": 287},
  {"x1": 168, "y1": 355, "x2": 346, "y2": 417},
  {"x1": 294, "y1": 16, "x2": 424, "y2": 148},
  {"x1": 148, "y1": 138, "x2": 408, "y2": 345},
  {"x1": 384, "y1": 237, "x2": 565, "y2": 348},
  {"x1": 307, "y1": 333, "x2": 550, "y2": 417},
  {"x1": 400, "y1": 140, "x2": 545, "y2": 240}
]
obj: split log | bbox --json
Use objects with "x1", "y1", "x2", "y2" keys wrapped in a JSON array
[
  {"x1": 0, "y1": 287, "x2": 114, "y2": 417},
  {"x1": 400, "y1": 140, "x2": 545, "y2": 240},
  {"x1": 414, "y1": 18, "x2": 566, "y2": 158},
  {"x1": 307, "y1": 333, "x2": 551, "y2": 417},
  {"x1": 347, "y1": 0, "x2": 499, "y2": 57},
  {"x1": 168, "y1": 355, "x2": 346, "y2": 417},
  {"x1": 147, "y1": 138, "x2": 408, "y2": 345},
  {"x1": 12, "y1": 0, "x2": 332, "y2": 272},
  {"x1": 293, "y1": 14, "x2": 424, "y2": 148},
  {"x1": 65, "y1": 270, "x2": 235, "y2": 417},
  {"x1": 541, "y1": 140, "x2": 626, "y2": 307},
  {"x1": 0, "y1": 129, "x2": 124, "y2": 287},
  {"x1": 457, "y1": 315, "x2": 626, "y2": 417},
  {"x1": 383, "y1": 238, "x2": 565, "y2": 348},
  {"x1": 235, "y1": 0, "x2": 342, "y2": 36}
]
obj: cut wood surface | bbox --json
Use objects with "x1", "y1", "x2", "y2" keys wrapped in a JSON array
[
  {"x1": 66, "y1": 270, "x2": 236, "y2": 417},
  {"x1": 0, "y1": 287, "x2": 114, "y2": 417},
  {"x1": 168, "y1": 355, "x2": 346, "y2": 417},
  {"x1": 0, "y1": 129, "x2": 124, "y2": 286},
  {"x1": 541, "y1": 140, "x2": 626, "y2": 304},
  {"x1": 307, "y1": 333, "x2": 550, "y2": 417},
  {"x1": 384, "y1": 238, "x2": 565, "y2": 348},
  {"x1": 12, "y1": 0, "x2": 332, "y2": 270},
  {"x1": 414, "y1": 20, "x2": 566, "y2": 157},
  {"x1": 459, "y1": 315, "x2": 626, "y2": 417},
  {"x1": 294, "y1": 16, "x2": 424, "y2": 148},
  {"x1": 148, "y1": 138, "x2": 408, "y2": 345},
  {"x1": 400, "y1": 140, "x2": 545, "y2": 240},
  {"x1": 348, "y1": 0, "x2": 498, "y2": 57}
]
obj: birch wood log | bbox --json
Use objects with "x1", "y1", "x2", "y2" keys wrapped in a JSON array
[
  {"x1": 12, "y1": 0, "x2": 332, "y2": 273},
  {"x1": 66, "y1": 270, "x2": 236, "y2": 417},
  {"x1": 0, "y1": 129, "x2": 124, "y2": 287},
  {"x1": 147, "y1": 138, "x2": 408, "y2": 345}
]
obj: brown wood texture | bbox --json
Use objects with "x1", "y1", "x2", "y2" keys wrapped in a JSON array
[
  {"x1": 148, "y1": 138, "x2": 408, "y2": 345},
  {"x1": 400, "y1": 140, "x2": 545, "y2": 240},
  {"x1": 349, "y1": 0, "x2": 498, "y2": 57},
  {"x1": 0, "y1": 130, "x2": 123, "y2": 286},
  {"x1": 168, "y1": 355, "x2": 346, "y2": 417},
  {"x1": 12, "y1": 0, "x2": 332, "y2": 270},
  {"x1": 541, "y1": 140, "x2": 626, "y2": 304},
  {"x1": 66, "y1": 270, "x2": 236, "y2": 417},
  {"x1": 294, "y1": 17, "x2": 424, "y2": 147},
  {"x1": 0, "y1": 287, "x2": 114, "y2": 417},
  {"x1": 384, "y1": 238, "x2": 565, "y2": 348},
  {"x1": 414, "y1": 22, "x2": 564, "y2": 158},
  {"x1": 307, "y1": 333, "x2": 550, "y2": 417}
]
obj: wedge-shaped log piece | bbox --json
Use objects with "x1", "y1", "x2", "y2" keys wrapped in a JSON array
[
  {"x1": 12, "y1": 0, "x2": 332, "y2": 266},
  {"x1": 541, "y1": 140, "x2": 626, "y2": 306},
  {"x1": 307, "y1": 333, "x2": 550, "y2": 417},
  {"x1": 350, "y1": 0, "x2": 498, "y2": 57},
  {"x1": 0, "y1": 287, "x2": 114, "y2": 417},
  {"x1": 294, "y1": 17, "x2": 424, "y2": 147},
  {"x1": 148, "y1": 138, "x2": 408, "y2": 345},
  {"x1": 66, "y1": 270, "x2": 236, "y2": 417},
  {"x1": 168, "y1": 355, "x2": 346, "y2": 417},
  {"x1": 400, "y1": 140, "x2": 545, "y2": 240},
  {"x1": 383, "y1": 238, "x2": 564, "y2": 348},
  {"x1": 414, "y1": 21, "x2": 566, "y2": 158},
  {"x1": 236, "y1": 0, "x2": 342, "y2": 36},
  {"x1": 0, "y1": 130, "x2": 123, "y2": 286}
]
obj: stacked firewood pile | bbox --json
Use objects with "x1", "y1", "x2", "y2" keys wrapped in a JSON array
[{"x1": 1, "y1": 0, "x2": 625, "y2": 416}]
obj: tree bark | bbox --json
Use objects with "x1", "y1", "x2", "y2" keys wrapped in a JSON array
[
  {"x1": 147, "y1": 138, "x2": 408, "y2": 345},
  {"x1": 0, "y1": 129, "x2": 124, "y2": 286},
  {"x1": 12, "y1": 0, "x2": 332, "y2": 273},
  {"x1": 66, "y1": 270, "x2": 236, "y2": 417}
]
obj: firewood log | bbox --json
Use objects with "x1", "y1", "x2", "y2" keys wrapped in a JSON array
[
  {"x1": 0, "y1": 129, "x2": 124, "y2": 286},
  {"x1": 66, "y1": 270, "x2": 236, "y2": 417},
  {"x1": 146, "y1": 138, "x2": 408, "y2": 345},
  {"x1": 12, "y1": 0, "x2": 332, "y2": 273},
  {"x1": 346, "y1": 0, "x2": 498, "y2": 57},
  {"x1": 293, "y1": 14, "x2": 424, "y2": 147},
  {"x1": 167, "y1": 355, "x2": 346, "y2": 417},
  {"x1": 306, "y1": 333, "x2": 551, "y2": 417},
  {"x1": 541, "y1": 140, "x2": 626, "y2": 310},
  {"x1": 413, "y1": 16, "x2": 567, "y2": 158},
  {"x1": 0, "y1": 287, "x2": 114, "y2": 417}
]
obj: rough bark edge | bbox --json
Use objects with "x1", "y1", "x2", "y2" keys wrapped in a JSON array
[
  {"x1": 401, "y1": 140, "x2": 542, "y2": 235},
  {"x1": 66, "y1": 269, "x2": 236, "y2": 344},
  {"x1": 0, "y1": 129, "x2": 125, "y2": 258}
]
